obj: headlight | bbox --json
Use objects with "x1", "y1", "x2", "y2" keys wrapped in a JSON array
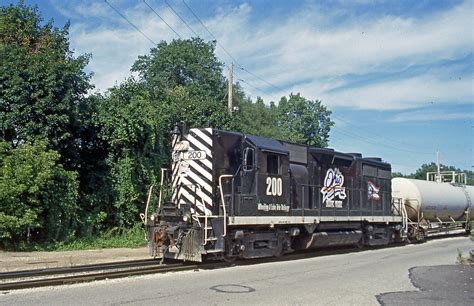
[
  {"x1": 183, "y1": 215, "x2": 189, "y2": 222},
  {"x1": 150, "y1": 215, "x2": 155, "y2": 221}
]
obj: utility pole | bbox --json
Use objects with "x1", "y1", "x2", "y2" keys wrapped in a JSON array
[
  {"x1": 228, "y1": 63, "x2": 233, "y2": 115},
  {"x1": 436, "y1": 149, "x2": 441, "y2": 182}
]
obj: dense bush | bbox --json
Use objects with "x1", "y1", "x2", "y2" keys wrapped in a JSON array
[{"x1": 0, "y1": 141, "x2": 78, "y2": 247}]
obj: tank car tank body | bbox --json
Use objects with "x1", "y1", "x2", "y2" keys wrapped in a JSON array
[{"x1": 392, "y1": 177, "x2": 472, "y2": 241}]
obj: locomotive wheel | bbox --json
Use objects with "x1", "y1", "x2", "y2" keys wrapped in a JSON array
[
  {"x1": 393, "y1": 230, "x2": 405, "y2": 244},
  {"x1": 274, "y1": 239, "x2": 284, "y2": 258},
  {"x1": 223, "y1": 254, "x2": 237, "y2": 263},
  {"x1": 223, "y1": 238, "x2": 243, "y2": 262}
]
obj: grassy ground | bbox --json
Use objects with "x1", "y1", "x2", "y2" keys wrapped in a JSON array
[
  {"x1": 9, "y1": 221, "x2": 474, "y2": 252},
  {"x1": 16, "y1": 224, "x2": 147, "y2": 252}
]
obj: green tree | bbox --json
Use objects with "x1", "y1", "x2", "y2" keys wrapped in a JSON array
[
  {"x1": 0, "y1": 141, "x2": 78, "y2": 247},
  {"x1": 132, "y1": 38, "x2": 225, "y2": 99},
  {"x1": 72, "y1": 94, "x2": 112, "y2": 235},
  {"x1": 0, "y1": 3, "x2": 92, "y2": 161},
  {"x1": 132, "y1": 37, "x2": 235, "y2": 133},
  {"x1": 277, "y1": 93, "x2": 333, "y2": 147},
  {"x1": 237, "y1": 95, "x2": 282, "y2": 139},
  {"x1": 409, "y1": 163, "x2": 473, "y2": 185},
  {"x1": 93, "y1": 79, "x2": 165, "y2": 227},
  {"x1": 161, "y1": 85, "x2": 234, "y2": 131},
  {"x1": 391, "y1": 172, "x2": 407, "y2": 178},
  {"x1": 0, "y1": 3, "x2": 102, "y2": 241}
]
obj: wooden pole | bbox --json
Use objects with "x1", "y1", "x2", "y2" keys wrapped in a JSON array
[{"x1": 228, "y1": 63, "x2": 233, "y2": 115}]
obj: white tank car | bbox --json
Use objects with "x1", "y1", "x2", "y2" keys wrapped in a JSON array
[{"x1": 391, "y1": 177, "x2": 473, "y2": 222}]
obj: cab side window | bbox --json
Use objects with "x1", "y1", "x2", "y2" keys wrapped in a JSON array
[
  {"x1": 243, "y1": 148, "x2": 254, "y2": 171},
  {"x1": 267, "y1": 154, "x2": 279, "y2": 174}
]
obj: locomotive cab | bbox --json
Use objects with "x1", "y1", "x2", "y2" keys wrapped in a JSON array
[{"x1": 236, "y1": 134, "x2": 291, "y2": 217}]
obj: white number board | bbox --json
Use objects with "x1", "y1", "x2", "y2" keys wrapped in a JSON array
[
  {"x1": 183, "y1": 150, "x2": 207, "y2": 160},
  {"x1": 266, "y1": 177, "x2": 283, "y2": 196}
]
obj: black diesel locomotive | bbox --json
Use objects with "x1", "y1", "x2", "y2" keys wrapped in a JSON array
[{"x1": 143, "y1": 125, "x2": 403, "y2": 262}]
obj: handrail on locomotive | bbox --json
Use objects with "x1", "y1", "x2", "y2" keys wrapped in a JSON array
[{"x1": 143, "y1": 166, "x2": 234, "y2": 245}]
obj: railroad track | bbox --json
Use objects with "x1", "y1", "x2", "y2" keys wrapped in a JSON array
[
  {"x1": 1, "y1": 233, "x2": 467, "y2": 291},
  {"x1": 0, "y1": 260, "x2": 197, "y2": 291},
  {"x1": 0, "y1": 259, "x2": 159, "y2": 280}
]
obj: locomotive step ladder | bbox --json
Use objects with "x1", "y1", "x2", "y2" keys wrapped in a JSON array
[
  {"x1": 198, "y1": 175, "x2": 234, "y2": 250},
  {"x1": 198, "y1": 215, "x2": 225, "y2": 253},
  {"x1": 204, "y1": 225, "x2": 218, "y2": 241},
  {"x1": 195, "y1": 213, "x2": 221, "y2": 245}
]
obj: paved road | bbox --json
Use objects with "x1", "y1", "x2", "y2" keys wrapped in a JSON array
[
  {"x1": 1, "y1": 236, "x2": 472, "y2": 305},
  {"x1": 378, "y1": 264, "x2": 473, "y2": 305}
]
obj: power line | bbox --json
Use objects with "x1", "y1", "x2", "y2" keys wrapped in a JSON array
[
  {"x1": 104, "y1": 0, "x2": 435, "y2": 159},
  {"x1": 239, "y1": 67, "x2": 287, "y2": 94},
  {"x1": 331, "y1": 132, "x2": 430, "y2": 169},
  {"x1": 180, "y1": 1, "x2": 283, "y2": 95},
  {"x1": 142, "y1": 0, "x2": 182, "y2": 39},
  {"x1": 104, "y1": 0, "x2": 156, "y2": 45},
  {"x1": 181, "y1": 1, "x2": 288, "y2": 96},
  {"x1": 329, "y1": 135, "x2": 422, "y2": 169},
  {"x1": 331, "y1": 114, "x2": 431, "y2": 153},
  {"x1": 390, "y1": 162, "x2": 423, "y2": 169},
  {"x1": 139, "y1": 0, "x2": 278, "y2": 102},
  {"x1": 238, "y1": 78, "x2": 280, "y2": 101},
  {"x1": 164, "y1": 0, "x2": 199, "y2": 37},
  {"x1": 179, "y1": 0, "x2": 437, "y2": 156},
  {"x1": 182, "y1": 0, "x2": 242, "y2": 67},
  {"x1": 331, "y1": 127, "x2": 433, "y2": 156}
]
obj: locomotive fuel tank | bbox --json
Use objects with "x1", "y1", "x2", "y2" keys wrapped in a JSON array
[{"x1": 391, "y1": 178, "x2": 473, "y2": 222}]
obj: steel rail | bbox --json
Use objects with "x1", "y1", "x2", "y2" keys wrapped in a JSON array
[
  {"x1": 0, "y1": 263, "x2": 195, "y2": 291},
  {"x1": 0, "y1": 259, "x2": 159, "y2": 280},
  {"x1": 1, "y1": 233, "x2": 467, "y2": 291}
]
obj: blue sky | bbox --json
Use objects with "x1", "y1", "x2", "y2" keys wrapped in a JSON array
[{"x1": 4, "y1": 0, "x2": 473, "y2": 174}]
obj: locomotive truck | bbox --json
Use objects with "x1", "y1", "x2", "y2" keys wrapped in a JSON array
[{"x1": 141, "y1": 125, "x2": 472, "y2": 262}]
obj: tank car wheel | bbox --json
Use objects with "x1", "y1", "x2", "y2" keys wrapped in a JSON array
[
  {"x1": 407, "y1": 227, "x2": 425, "y2": 243},
  {"x1": 415, "y1": 228, "x2": 425, "y2": 242},
  {"x1": 464, "y1": 223, "x2": 471, "y2": 235}
]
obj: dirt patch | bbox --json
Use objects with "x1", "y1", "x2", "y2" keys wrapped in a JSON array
[{"x1": 0, "y1": 247, "x2": 149, "y2": 272}]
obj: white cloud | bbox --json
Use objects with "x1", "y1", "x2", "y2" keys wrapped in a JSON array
[
  {"x1": 389, "y1": 109, "x2": 474, "y2": 122},
  {"x1": 208, "y1": 0, "x2": 473, "y2": 109},
  {"x1": 316, "y1": 75, "x2": 473, "y2": 110},
  {"x1": 73, "y1": 1, "x2": 111, "y2": 19},
  {"x1": 66, "y1": 1, "x2": 191, "y2": 92},
  {"x1": 57, "y1": 0, "x2": 473, "y2": 110}
]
